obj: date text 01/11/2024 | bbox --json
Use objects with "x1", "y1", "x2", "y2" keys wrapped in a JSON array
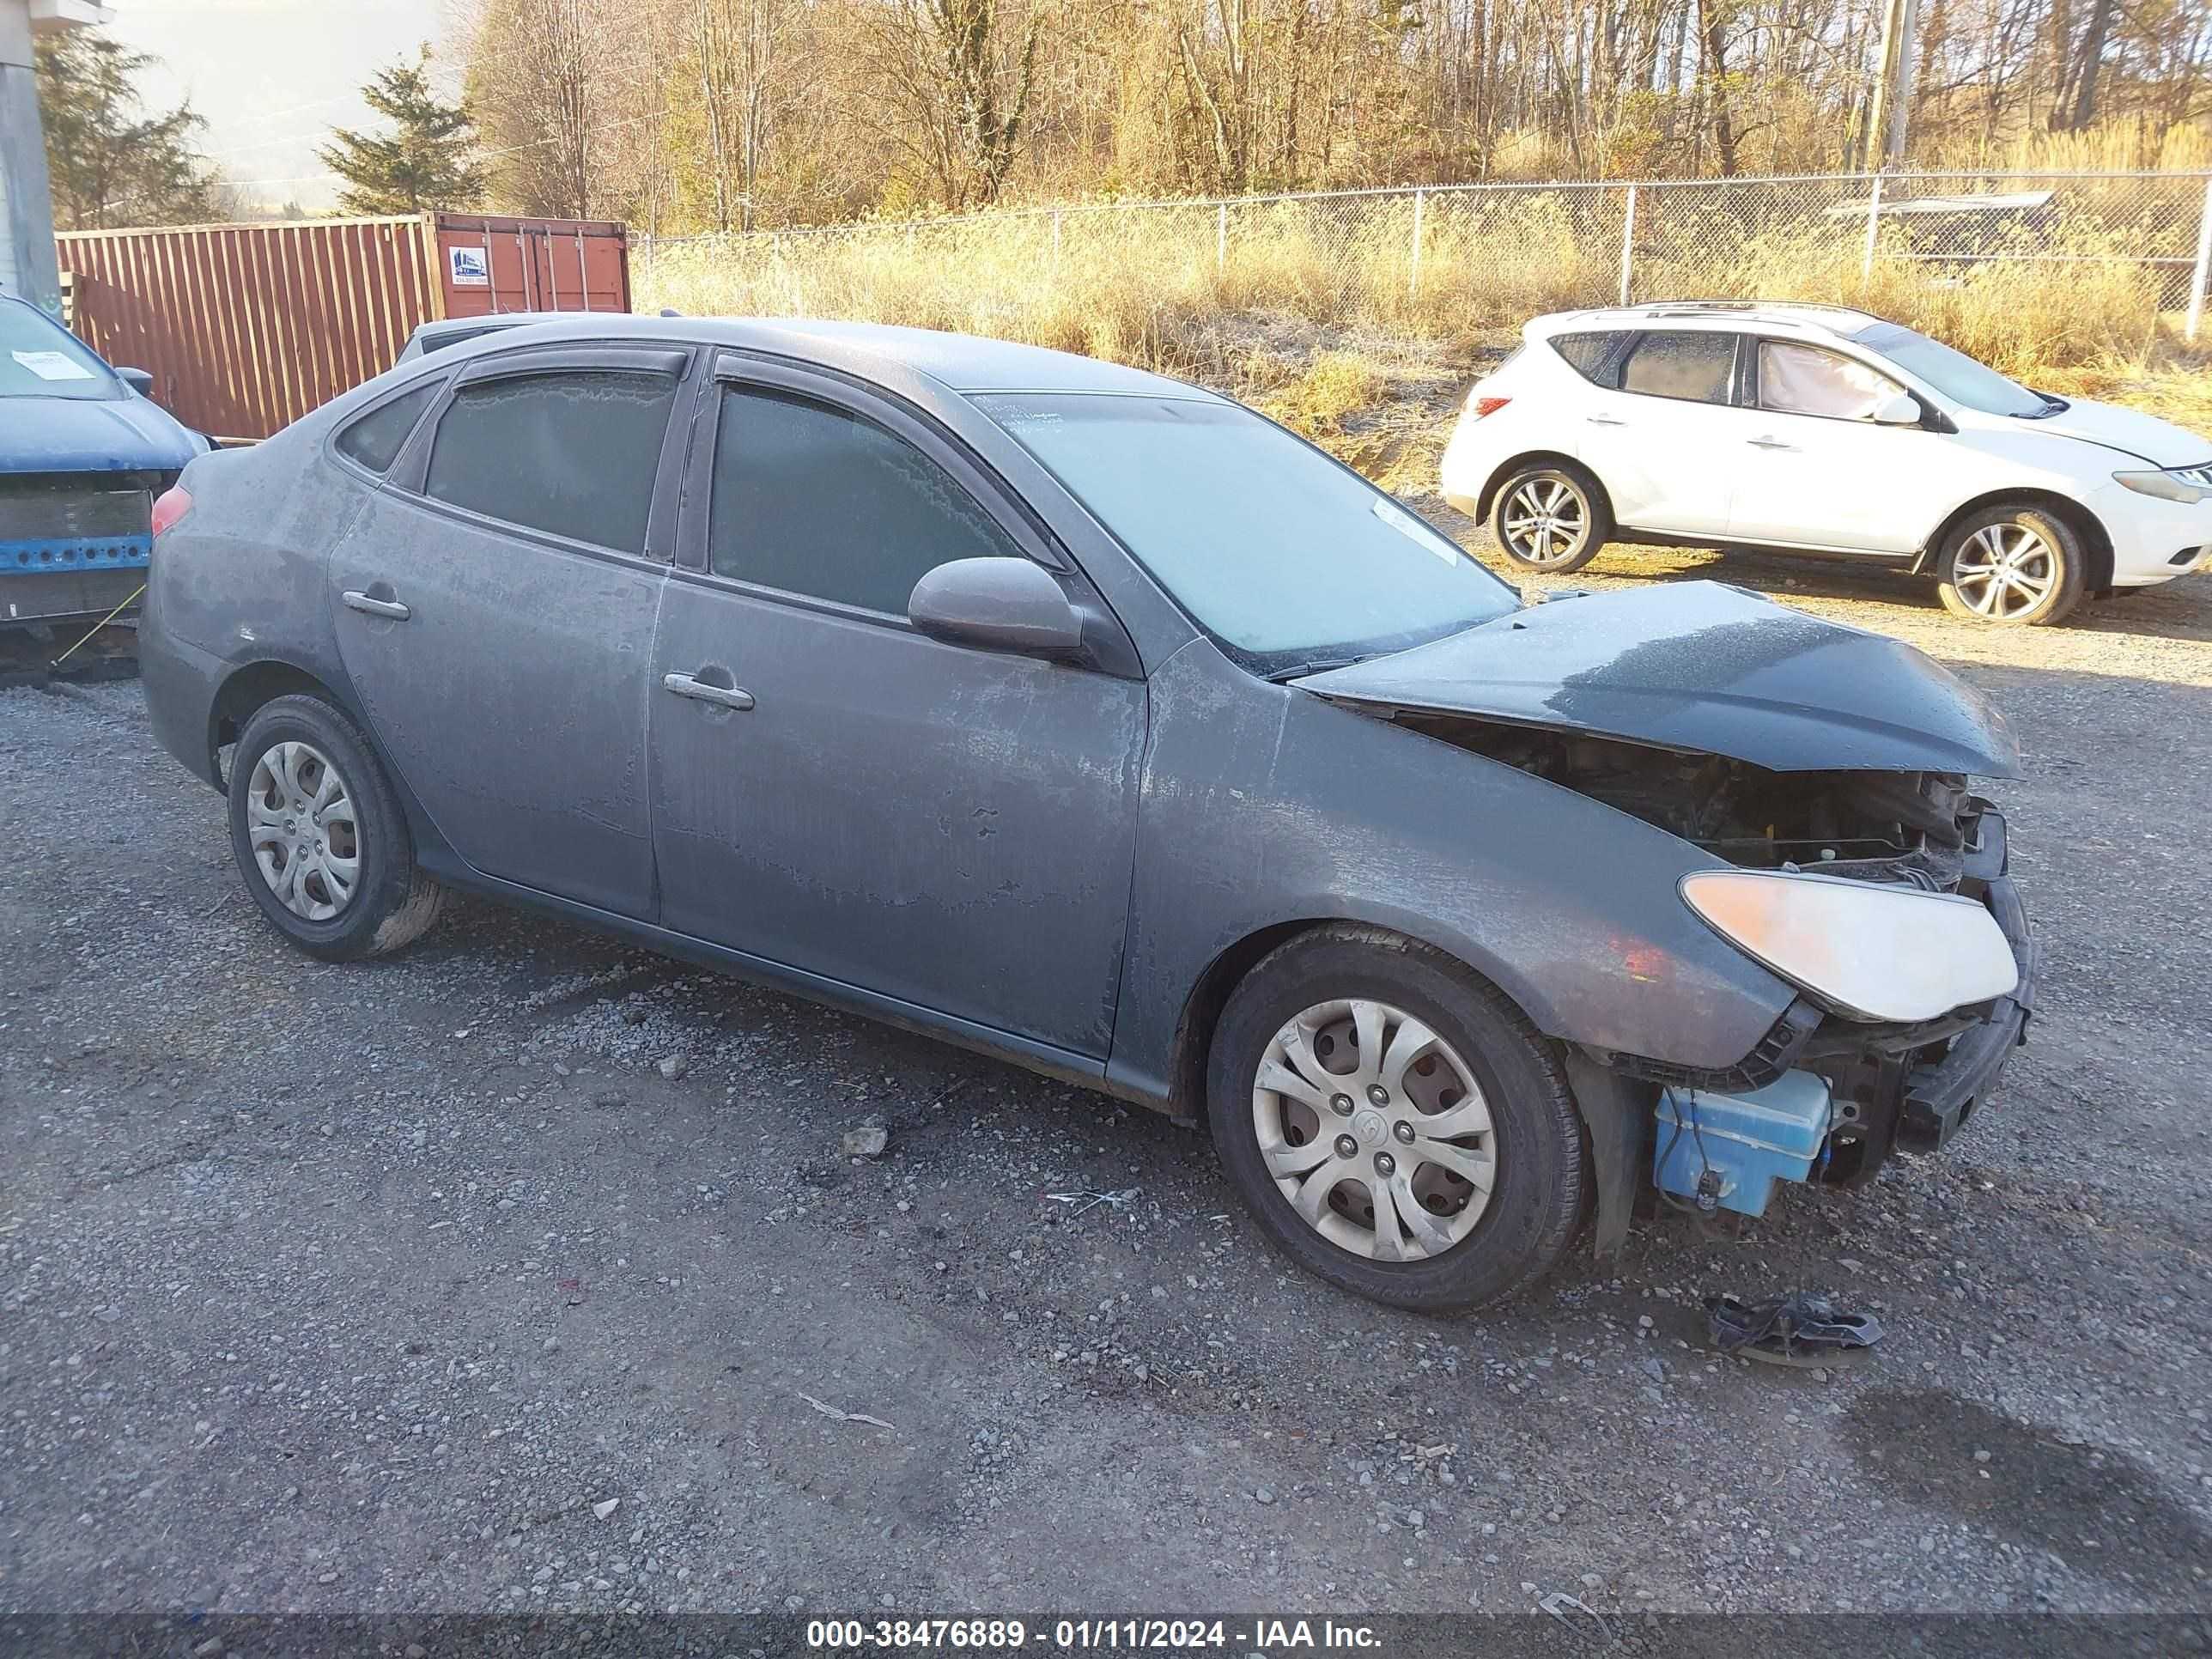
[{"x1": 804, "y1": 1619, "x2": 1384, "y2": 1650}]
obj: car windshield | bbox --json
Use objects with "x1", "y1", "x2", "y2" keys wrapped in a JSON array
[
  {"x1": 1854, "y1": 322, "x2": 2045, "y2": 417},
  {"x1": 975, "y1": 392, "x2": 1518, "y2": 674},
  {"x1": 0, "y1": 301, "x2": 118, "y2": 402}
]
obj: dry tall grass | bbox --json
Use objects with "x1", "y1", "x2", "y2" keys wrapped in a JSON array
[{"x1": 639, "y1": 180, "x2": 2210, "y2": 386}]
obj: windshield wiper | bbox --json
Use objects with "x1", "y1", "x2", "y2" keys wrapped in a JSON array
[{"x1": 1262, "y1": 655, "x2": 1367, "y2": 684}]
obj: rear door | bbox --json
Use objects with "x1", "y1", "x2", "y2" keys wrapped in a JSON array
[
  {"x1": 1725, "y1": 337, "x2": 1929, "y2": 553},
  {"x1": 1571, "y1": 328, "x2": 1751, "y2": 537},
  {"x1": 327, "y1": 343, "x2": 692, "y2": 919},
  {"x1": 648, "y1": 356, "x2": 1146, "y2": 1060}
]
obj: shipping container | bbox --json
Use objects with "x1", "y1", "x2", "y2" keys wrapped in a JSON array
[{"x1": 54, "y1": 213, "x2": 630, "y2": 441}]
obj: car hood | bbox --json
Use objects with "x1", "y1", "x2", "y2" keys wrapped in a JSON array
[
  {"x1": 0, "y1": 393, "x2": 200, "y2": 475},
  {"x1": 2018, "y1": 395, "x2": 2212, "y2": 468},
  {"x1": 1292, "y1": 580, "x2": 2021, "y2": 777}
]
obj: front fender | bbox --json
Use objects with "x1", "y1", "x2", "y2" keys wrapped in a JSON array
[{"x1": 1106, "y1": 643, "x2": 1796, "y2": 1107}]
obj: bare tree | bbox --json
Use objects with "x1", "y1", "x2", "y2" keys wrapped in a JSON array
[{"x1": 439, "y1": 0, "x2": 2212, "y2": 227}]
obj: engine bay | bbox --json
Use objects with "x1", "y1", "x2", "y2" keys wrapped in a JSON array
[{"x1": 1397, "y1": 714, "x2": 1980, "y2": 891}]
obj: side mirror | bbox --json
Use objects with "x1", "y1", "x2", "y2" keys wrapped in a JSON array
[
  {"x1": 1871, "y1": 391, "x2": 1922, "y2": 426},
  {"x1": 117, "y1": 367, "x2": 155, "y2": 397},
  {"x1": 908, "y1": 557, "x2": 1085, "y2": 659}
]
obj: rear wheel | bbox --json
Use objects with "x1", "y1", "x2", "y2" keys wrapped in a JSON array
[
  {"x1": 228, "y1": 694, "x2": 445, "y2": 960},
  {"x1": 1936, "y1": 504, "x2": 2087, "y2": 626},
  {"x1": 1206, "y1": 928, "x2": 1590, "y2": 1314},
  {"x1": 1488, "y1": 461, "x2": 1612, "y2": 574}
]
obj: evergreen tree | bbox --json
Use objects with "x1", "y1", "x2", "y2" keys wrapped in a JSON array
[
  {"x1": 318, "y1": 48, "x2": 486, "y2": 215},
  {"x1": 35, "y1": 31, "x2": 219, "y2": 230}
]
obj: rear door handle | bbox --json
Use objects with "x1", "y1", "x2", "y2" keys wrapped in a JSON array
[
  {"x1": 663, "y1": 672, "x2": 755, "y2": 712},
  {"x1": 1747, "y1": 436, "x2": 1796, "y2": 450},
  {"x1": 1585, "y1": 414, "x2": 1628, "y2": 427},
  {"x1": 342, "y1": 590, "x2": 410, "y2": 620}
]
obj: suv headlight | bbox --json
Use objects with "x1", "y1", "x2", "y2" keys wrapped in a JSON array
[
  {"x1": 1680, "y1": 870, "x2": 2018, "y2": 1023},
  {"x1": 2114, "y1": 470, "x2": 2208, "y2": 505}
]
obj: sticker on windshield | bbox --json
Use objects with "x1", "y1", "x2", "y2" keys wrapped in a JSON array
[
  {"x1": 11, "y1": 350, "x2": 96, "y2": 382},
  {"x1": 1371, "y1": 495, "x2": 1462, "y2": 566}
]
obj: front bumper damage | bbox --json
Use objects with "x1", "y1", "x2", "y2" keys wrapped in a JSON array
[{"x1": 1584, "y1": 805, "x2": 2034, "y2": 1234}]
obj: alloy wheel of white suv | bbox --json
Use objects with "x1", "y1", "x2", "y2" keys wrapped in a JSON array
[
  {"x1": 1489, "y1": 462, "x2": 1613, "y2": 573},
  {"x1": 1438, "y1": 301, "x2": 2212, "y2": 625}
]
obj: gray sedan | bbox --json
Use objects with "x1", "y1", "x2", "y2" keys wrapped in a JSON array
[{"x1": 139, "y1": 317, "x2": 2033, "y2": 1312}]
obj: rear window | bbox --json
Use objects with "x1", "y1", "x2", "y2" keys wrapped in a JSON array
[
  {"x1": 422, "y1": 369, "x2": 679, "y2": 552},
  {"x1": 337, "y1": 382, "x2": 440, "y2": 473},
  {"x1": 1620, "y1": 331, "x2": 1738, "y2": 404}
]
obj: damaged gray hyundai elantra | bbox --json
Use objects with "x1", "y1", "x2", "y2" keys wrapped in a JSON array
[{"x1": 139, "y1": 316, "x2": 2033, "y2": 1312}]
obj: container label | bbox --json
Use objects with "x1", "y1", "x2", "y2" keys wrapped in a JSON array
[{"x1": 448, "y1": 246, "x2": 489, "y2": 287}]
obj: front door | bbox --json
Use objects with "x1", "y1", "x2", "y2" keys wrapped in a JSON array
[
  {"x1": 1573, "y1": 328, "x2": 1749, "y2": 538},
  {"x1": 1725, "y1": 337, "x2": 1929, "y2": 553},
  {"x1": 649, "y1": 365, "x2": 1146, "y2": 1059},
  {"x1": 329, "y1": 344, "x2": 691, "y2": 919}
]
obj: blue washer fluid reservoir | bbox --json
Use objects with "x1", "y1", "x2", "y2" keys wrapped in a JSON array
[{"x1": 1654, "y1": 1071, "x2": 1833, "y2": 1218}]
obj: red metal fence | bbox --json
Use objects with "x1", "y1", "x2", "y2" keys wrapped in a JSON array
[{"x1": 57, "y1": 214, "x2": 629, "y2": 441}]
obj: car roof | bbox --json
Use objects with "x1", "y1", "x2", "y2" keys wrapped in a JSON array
[
  {"x1": 410, "y1": 311, "x2": 571, "y2": 341},
  {"x1": 1529, "y1": 301, "x2": 1888, "y2": 341},
  {"x1": 420, "y1": 313, "x2": 1220, "y2": 400}
]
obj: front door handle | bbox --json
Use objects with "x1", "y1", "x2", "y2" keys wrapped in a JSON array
[
  {"x1": 1747, "y1": 436, "x2": 1796, "y2": 451},
  {"x1": 342, "y1": 590, "x2": 410, "y2": 620},
  {"x1": 663, "y1": 672, "x2": 755, "y2": 712},
  {"x1": 1585, "y1": 414, "x2": 1628, "y2": 427}
]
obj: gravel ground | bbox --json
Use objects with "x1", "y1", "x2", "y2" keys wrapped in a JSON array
[{"x1": 3, "y1": 538, "x2": 2209, "y2": 1624}]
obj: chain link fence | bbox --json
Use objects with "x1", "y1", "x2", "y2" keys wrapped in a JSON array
[{"x1": 637, "y1": 171, "x2": 2212, "y2": 370}]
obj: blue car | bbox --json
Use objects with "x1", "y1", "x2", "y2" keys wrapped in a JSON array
[{"x1": 1, "y1": 292, "x2": 205, "y2": 635}]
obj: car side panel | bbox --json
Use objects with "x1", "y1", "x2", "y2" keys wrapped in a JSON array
[
  {"x1": 1105, "y1": 641, "x2": 1798, "y2": 1106},
  {"x1": 140, "y1": 434, "x2": 370, "y2": 774}
]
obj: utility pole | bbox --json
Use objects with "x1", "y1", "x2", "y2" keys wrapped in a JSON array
[
  {"x1": 1864, "y1": 0, "x2": 1921, "y2": 167},
  {"x1": 3, "y1": 1, "x2": 112, "y2": 317}
]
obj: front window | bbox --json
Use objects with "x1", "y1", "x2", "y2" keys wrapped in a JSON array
[
  {"x1": 1853, "y1": 323, "x2": 2045, "y2": 417},
  {"x1": 709, "y1": 386, "x2": 1024, "y2": 614},
  {"x1": 976, "y1": 393, "x2": 1516, "y2": 674},
  {"x1": 1758, "y1": 342, "x2": 1901, "y2": 421},
  {"x1": 0, "y1": 301, "x2": 118, "y2": 402}
]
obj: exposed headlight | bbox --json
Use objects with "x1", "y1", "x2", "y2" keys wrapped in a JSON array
[
  {"x1": 1680, "y1": 870, "x2": 2018, "y2": 1023},
  {"x1": 2114, "y1": 470, "x2": 2208, "y2": 505}
]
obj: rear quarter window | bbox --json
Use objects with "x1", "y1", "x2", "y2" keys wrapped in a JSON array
[
  {"x1": 336, "y1": 381, "x2": 441, "y2": 474},
  {"x1": 1548, "y1": 331, "x2": 1625, "y2": 389}
]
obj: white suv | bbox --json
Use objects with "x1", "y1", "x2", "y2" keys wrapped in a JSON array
[{"x1": 1439, "y1": 301, "x2": 2212, "y2": 625}]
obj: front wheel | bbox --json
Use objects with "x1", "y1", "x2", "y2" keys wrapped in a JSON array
[
  {"x1": 228, "y1": 694, "x2": 446, "y2": 961},
  {"x1": 1206, "y1": 927, "x2": 1591, "y2": 1314},
  {"x1": 1936, "y1": 504, "x2": 2087, "y2": 626},
  {"x1": 1488, "y1": 462, "x2": 1613, "y2": 574}
]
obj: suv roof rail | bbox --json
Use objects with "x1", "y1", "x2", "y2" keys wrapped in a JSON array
[{"x1": 1627, "y1": 298, "x2": 1884, "y2": 331}]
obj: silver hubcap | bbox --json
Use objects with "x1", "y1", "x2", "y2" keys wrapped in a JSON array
[
  {"x1": 1251, "y1": 999, "x2": 1497, "y2": 1262},
  {"x1": 1501, "y1": 477, "x2": 1587, "y2": 565},
  {"x1": 1952, "y1": 523, "x2": 2057, "y2": 619},
  {"x1": 245, "y1": 740, "x2": 360, "y2": 921}
]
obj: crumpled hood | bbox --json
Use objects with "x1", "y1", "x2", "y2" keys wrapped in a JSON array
[
  {"x1": 1293, "y1": 580, "x2": 2021, "y2": 777},
  {"x1": 0, "y1": 393, "x2": 200, "y2": 475},
  {"x1": 2017, "y1": 395, "x2": 2212, "y2": 468}
]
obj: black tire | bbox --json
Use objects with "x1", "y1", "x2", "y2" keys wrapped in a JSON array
[
  {"x1": 1486, "y1": 460, "x2": 1613, "y2": 574},
  {"x1": 227, "y1": 694, "x2": 445, "y2": 961},
  {"x1": 1206, "y1": 927, "x2": 1591, "y2": 1315},
  {"x1": 1935, "y1": 502, "x2": 2087, "y2": 626}
]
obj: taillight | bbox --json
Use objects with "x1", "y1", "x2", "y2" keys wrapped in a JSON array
[
  {"x1": 152, "y1": 485, "x2": 193, "y2": 538},
  {"x1": 1468, "y1": 395, "x2": 1511, "y2": 419}
]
